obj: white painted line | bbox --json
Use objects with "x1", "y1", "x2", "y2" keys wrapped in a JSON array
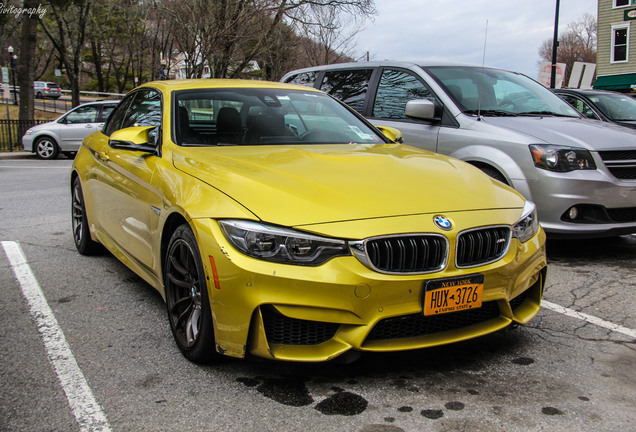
[
  {"x1": 0, "y1": 165, "x2": 71, "y2": 169},
  {"x1": 2, "y1": 241, "x2": 112, "y2": 432},
  {"x1": 542, "y1": 300, "x2": 636, "y2": 339}
]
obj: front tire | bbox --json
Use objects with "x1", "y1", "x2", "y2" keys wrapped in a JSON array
[
  {"x1": 72, "y1": 177, "x2": 101, "y2": 255},
  {"x1": 34, "y1": 136, "x2": 59, "y2": 160},
  {"x1": 164, "y1": 224, "x2": 217, "y2": 363}
]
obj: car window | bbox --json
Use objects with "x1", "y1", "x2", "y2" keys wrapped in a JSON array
[
  {"x1": 173, "y1": 88, "x2": 384, "y2": 146},
  {"x1": 65, "y1": 105, "x2": 99, "y2": 124},
  {"x1": 424, "y1": 66, "x2": 580, "y2": 117},
  {"x1": 372, "y1": 69, "x2": 434, "y2": 120},
  {"x1": 98, "y1": 104, "x2": 117, "y2": 122},
  {"x1": 590, "y1": 93, "x2": 636, "y2": 121},
  {"x1": 121, "y1": 89, "x2": 162, "y2": 129},
  {"x1": 319, "y1": 69, "x2": 373, "y2": 113},
  {"x1": 103, "y1": 95, "x2": 134, "y2": 136},
  {"x1": 284, "y1": 71, "x2": 318, "y2": 87},
  {"x1": 560, "y1": 94, "x2": 600, "y2": 120}
]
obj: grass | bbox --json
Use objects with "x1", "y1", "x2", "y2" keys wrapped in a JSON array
[{"x1": 0, "y1": 103, "x2": 62, "y2": 120}]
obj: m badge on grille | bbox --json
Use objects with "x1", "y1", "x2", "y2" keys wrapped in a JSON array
[{"x1": 434, "y1": 215, "x2": 453, "y2": 230}]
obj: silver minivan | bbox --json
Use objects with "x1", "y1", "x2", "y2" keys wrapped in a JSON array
[
  {"x1": 281, "y1": 61, "x2": 636, "y2": 238},
  {"x1": 33, "y1": 81, "x2": 62, "y2": 99}
]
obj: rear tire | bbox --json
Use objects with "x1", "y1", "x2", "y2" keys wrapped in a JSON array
[
  {"x1": 164, "y1": 224, "x2": 218, "y2": 363},
  {"x1": 71, "y1": 177, "x2": 101, "y2": 255}
]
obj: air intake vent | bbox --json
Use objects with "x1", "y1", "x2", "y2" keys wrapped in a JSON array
[
  {"x1": 456, "y1": 226, "x2": 510, "y2": 267},
  {"x1": 599, "y1": 150, "x2": 636, "y2": 180},
  {"x1": 351, "y1": 235, "x2": 447, "y2": 274}
]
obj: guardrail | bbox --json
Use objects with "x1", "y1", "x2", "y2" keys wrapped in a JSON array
[{"x1": 3, "y1": 87, "x2": 125, "y2": 114}]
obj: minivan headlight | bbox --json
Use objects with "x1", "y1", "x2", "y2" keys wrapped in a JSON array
[
  {"x1": 529, "y1": 144, "x2": 596, "y2": 172},
  {"x1": 219, "y1": 219, "x2": 350, "y2": 265},
  {"x1": 513, "y1": 201, "x2": 539, "y2": 243}
]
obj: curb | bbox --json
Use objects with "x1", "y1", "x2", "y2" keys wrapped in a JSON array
[{"x1": 0, "y1": 151, "x2": 35, "y2": 160}]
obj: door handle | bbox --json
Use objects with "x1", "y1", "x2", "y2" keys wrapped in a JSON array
[{"x1": 85, "y1": 124, "x2": 94, "y2": 128}]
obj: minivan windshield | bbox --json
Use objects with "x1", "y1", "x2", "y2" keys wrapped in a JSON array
[
  {"x1": 423, "y1": 66, "x2": 581, "y2": 118},
  {"x1": 174, "y1": 88, "x2": 385, "y2": 146}
]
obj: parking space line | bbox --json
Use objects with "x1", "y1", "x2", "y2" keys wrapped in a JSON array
[
  {"x1": 542, "y1": 300, "x2": 636, "y2": 339},
  {"x1": 2, "y1": 241, "x2": 112, "y2": 432}
]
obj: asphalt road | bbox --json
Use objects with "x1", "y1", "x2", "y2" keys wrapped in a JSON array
[{"x1": 0, "y1": 157, "x2": 634, "y2": 432}]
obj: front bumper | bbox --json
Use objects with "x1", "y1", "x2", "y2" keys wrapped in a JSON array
[
  {"x1": 529, "y1": 166, "x2": 636, "y2": 237},
  {"x1": 192, "y1": 216, "x2": 547, "y2": 362}
]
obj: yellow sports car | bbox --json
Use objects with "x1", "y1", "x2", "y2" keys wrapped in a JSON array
[{"x1": 71, "y1": 79, "x2": 547, "y2": 363}]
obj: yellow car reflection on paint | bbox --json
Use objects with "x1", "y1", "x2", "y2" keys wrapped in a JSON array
[{"x1": 71, "y1": 79, "x2": 547, "y2": 363}]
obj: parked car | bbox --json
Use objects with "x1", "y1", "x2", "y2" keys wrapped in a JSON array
[
  {"x1": 22, "y1": 100, "x2": 118, "y2": 159},
  {"x1": 71, "y1": 79, "x2": 546, "y2": 364},
  {"x1": 554, "y1": 88, "x2": 636, "y2": 129},
  {"x1": 33, "y1": 81, "x2": 62, "y2": 99},
  {"x1": 282, "y1": 62, "x2": 636, "y2": 238}
]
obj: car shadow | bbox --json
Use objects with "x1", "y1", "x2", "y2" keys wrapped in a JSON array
[{"x1": 546, "y1": 234, "x2": 636, "y2": 266}]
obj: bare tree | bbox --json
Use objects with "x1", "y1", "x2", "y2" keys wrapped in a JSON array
[
  {"x1": 293, "y1": 5, "x2": 364, "y2": 66},
  {"x1": 18, "y1": 0, "x2": 40, "y2": 136},
  {"x1": 39, "y1": 0, "x2": 93, "y2": 107},
  {"x1": 538, "y1": 13, "x2": 597, "y2": 79},
  {"x1": 230, "y1": 0, "x2": 375, "y2": 78}
]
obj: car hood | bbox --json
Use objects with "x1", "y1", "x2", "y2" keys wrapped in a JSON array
[
  {"x1": 616, "y1": 120, "x2": 636, "y2": 129},
  {"x1": 482, "y1": 116, "x2": 636, "y2": 150},
  {"x1": 172, "y1": 143, "x2": 524, "y2": 227},
  {"x1": 28, "y1": 119, "x2": 61, "y2": 133}
]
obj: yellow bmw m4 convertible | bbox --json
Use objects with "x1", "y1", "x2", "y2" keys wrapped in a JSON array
[{"x1": 71, "y1": 79, "x2": 547, "y2": 363}]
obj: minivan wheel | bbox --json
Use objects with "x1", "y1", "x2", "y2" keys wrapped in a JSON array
[{"x1": 34, "y1": 136, "x2": 59, "y2": 160}]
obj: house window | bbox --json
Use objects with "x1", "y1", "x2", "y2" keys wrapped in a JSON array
[
  {"x1": 611, "y1": 24, "x2": 630, "y2": 63},
  {"x1": 614, "y1": 0, "x2": 635, "y2": 8}
]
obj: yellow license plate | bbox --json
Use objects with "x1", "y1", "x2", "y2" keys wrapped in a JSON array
[{"x1": 424, "y1": 275, "x2": 484, "y2": 316}]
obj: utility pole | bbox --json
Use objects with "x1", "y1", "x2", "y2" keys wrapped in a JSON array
[{"x1": 550, "y1": 0, "x2": 560, "y2": 89}]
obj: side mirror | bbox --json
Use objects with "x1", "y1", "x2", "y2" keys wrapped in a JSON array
[
  {"x1": 405, "y1": 99, "x2": 438, "y2": 121},
  {"x1": 374, "y1": 125, "x2": 404, "y2": 143},
  {"x1": 109, "y1": 126, "x2": 158, "y2": 153}
]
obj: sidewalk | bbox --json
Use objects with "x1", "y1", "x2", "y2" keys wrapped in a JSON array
[{"x1": 0, "y1": 151, "x2": 34, "y2": 160}]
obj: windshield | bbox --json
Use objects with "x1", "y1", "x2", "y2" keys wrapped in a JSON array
[
  {"x1": 423, "y1": 66, "x2": 580, "y2": 118},
  {"x1": 588, "y1": 92, "x2": 636, "y2": 121},
  {"x1": 173, "y1": 88, "x2": 385, "y2": 146}
]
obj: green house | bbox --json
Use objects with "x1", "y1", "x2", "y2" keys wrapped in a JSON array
[{"x1": 595, "y1": 0, "x2": 636, "y2": 91}]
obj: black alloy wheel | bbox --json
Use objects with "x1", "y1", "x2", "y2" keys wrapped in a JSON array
[
  {"x1": 71, "y1": 177, "x2": 101, "y2": 255},
  {"x1": 164, "y1": 224, "x2": 217, "y2": 363}
]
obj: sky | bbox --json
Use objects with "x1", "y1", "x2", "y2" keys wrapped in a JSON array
[{"x1": 355, "y1": 0, "x2": 598, "y2": 79}]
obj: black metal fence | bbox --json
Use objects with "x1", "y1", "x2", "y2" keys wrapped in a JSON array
[{"x1": 0, "y1": 119, "x2": 48, "y2": 151}]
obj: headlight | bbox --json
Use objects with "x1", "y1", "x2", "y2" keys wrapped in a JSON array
[
  {"x1": 513, "y1": 201, "x2": 539, "y2": 243},
  {"x1": 24, "y1": 129, "x2": 33, "y2": 135},
  {"x1": 219, "y1": 220, "x2": 350, "y2": 265},
  {"x1": 529, "y1": 144, "x2": 596, "y2": 172}
]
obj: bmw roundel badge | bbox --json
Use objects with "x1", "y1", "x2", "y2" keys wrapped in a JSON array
[{"x1": 434, "y1": 215, "x2": 453, "y2": 230}]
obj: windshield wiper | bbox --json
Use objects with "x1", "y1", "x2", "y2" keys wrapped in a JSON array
[
  {"x1": 518, "y1": 111, "x2": 574, "y2": 117},
  {"x1": 464, "y1": 109, "x2": 519, "y2": 117}
]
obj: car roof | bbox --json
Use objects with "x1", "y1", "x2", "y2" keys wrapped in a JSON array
[
  {"x1": 281, "y1": 60, "x2": 505, "y2": 76},
  {"x1": 71, "y1": 100, "x2": 120, "y2": 108},
  {"x1": 137, "y1": 79, "x2": 325, "y2": 94},
  {"x1": 555, "y1": 89, "x2": 622, "y2": 96}
]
